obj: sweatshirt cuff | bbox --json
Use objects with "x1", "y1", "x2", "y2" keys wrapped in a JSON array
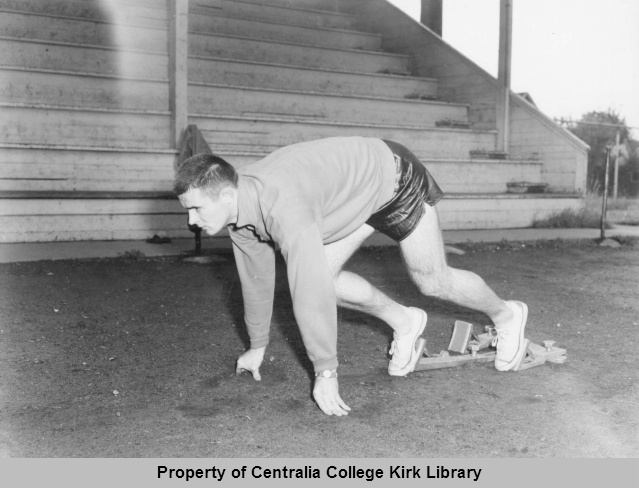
[{"x1": 313, "y1": 356, "x2": 339, "y2": 373}]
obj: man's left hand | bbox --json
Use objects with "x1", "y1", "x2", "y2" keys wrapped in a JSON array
[
  {"x1": 313, "y1": 377, "x2": 351, "y2": 416},
  {"x1": 236, "y1": 347, "x2": 266, "y2": 381}
]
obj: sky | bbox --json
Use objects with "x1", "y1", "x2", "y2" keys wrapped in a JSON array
[{"x1": 387, "y1": 0, "x2": 639, "y2": 136}]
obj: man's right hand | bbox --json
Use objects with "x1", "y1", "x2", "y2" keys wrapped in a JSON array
[
  {"x1": 236, "y1": 346, "x2": 266, "y2": 381},
  {"x1": 313, "y1": 376, "x2": 351, "y2": 416}
]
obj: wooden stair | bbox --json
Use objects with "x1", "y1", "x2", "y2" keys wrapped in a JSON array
[{"x1": 0, "y1": 0, "x2": 583, "y2": 243}]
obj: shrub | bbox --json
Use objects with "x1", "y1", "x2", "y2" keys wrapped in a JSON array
[
  {"x1": 532, "y1": 207, "x2": 605, "y2": 229},
  {"x1": 118, "y1": 249, "x2": 146, "y2": 261},
  {"x1": 532, "y1": 194, "x2": 608, "y2": 229}
]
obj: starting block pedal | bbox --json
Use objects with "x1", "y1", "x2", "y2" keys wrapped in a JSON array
[
  {"x1": 411, "y1": 320, "x2": 566, "y2": 373},
  {"x1": 447, "y1": 320, "x2": 474, "y2": 353}
]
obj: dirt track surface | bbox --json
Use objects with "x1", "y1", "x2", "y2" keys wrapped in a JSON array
[{"x1": 1, "y1": 239, "x2": 638, "y2": 457}]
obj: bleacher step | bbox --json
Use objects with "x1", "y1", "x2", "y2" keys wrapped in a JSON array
[
  {"x1": 204, "y1": 0, "x2": 356, "y2": 30},
  {"x1": 202, "y1": 0, "x2": 343, "y2": 13},
  {"x1": 189, "y1": 33, "x2": 409, "y2": 73},
  {"x1": 189, "y1": 84, "x2": 467, "y2": 127},
  {"x1": 0, "y1": 0, "x2": 167, "y2": 25},
  {"x1": 188, "y1": 57, "x2": 438, "y2": 99},
  {"x1": 0, "y1": 11, "x2": 167, "y2": 50},
  {"x1": 0, "y1": 38, "x2": 168, "y2": 78},
  {"x1": 189, "y1": 13, "x2": 381, "y2": 51},
  {"x1": 192, "y1": 115, "x2": 497, "y2": 159},
  {"x1": 1, "y1": 105, "x2": 171, "y2": 148},
  {"x1": 0, "y1": 146, "x2": 176, "y2": 192},
  {"x1": 1, "y1": 68, "x2": 168, "y2": 111}
]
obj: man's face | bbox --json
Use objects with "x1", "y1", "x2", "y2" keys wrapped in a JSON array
[{"x1": 178, "y1": 187, "x2": 236, "y2": 236}]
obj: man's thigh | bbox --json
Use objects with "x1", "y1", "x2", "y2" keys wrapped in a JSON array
[
  {"x1": 323, "y1": 224, "x2": 376, "y2": 276},
  {"x1": 398, "y1": 203, "x2": 448, "y2": 278}
]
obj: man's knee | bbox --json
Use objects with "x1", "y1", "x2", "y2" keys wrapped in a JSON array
[{"x1": 410, "y1": 266, "x2": 452, "y2": 298}]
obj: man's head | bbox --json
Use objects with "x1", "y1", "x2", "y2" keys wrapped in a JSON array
[{"x1": 174, "y1": 154, "x2": 239, "y2": 235}]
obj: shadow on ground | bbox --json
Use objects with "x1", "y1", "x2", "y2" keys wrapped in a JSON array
[{"x1": 0, "y1": 240, "x2": 638, "y2": 457}]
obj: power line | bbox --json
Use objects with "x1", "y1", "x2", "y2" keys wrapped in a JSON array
[{"x1": 554, "y1": 117, "x2": 639, "y2": 130}]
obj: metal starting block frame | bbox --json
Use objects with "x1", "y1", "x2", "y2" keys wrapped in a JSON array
[
  {"x1": 514, "y1": 339, "x2": 567, "y2": 371},
  {"x1": 412, "y1": 320, "x2": 567, "y2": 372}
]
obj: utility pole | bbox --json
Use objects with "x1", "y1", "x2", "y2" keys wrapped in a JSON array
[
  {"x1": 613, "y1": 129, "x2": 620, "y2": 200},
  {"x1": 600, "y1": 146, "x2": 611, "y2": 240}
]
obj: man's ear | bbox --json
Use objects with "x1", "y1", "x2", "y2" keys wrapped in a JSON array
[{"x1": 219, "y1": 186, "x2": 236, "y2": 203}]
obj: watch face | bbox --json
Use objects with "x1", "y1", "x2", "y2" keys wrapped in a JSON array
[{"x1": 322, "y1": 370, "x2": 331, "y2": 378}]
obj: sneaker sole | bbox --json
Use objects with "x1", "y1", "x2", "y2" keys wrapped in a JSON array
[
  {"x1": 495, "y1": 301, "x2": 528, "y2": 372},
  {"x1": 388, "y1": 308, "x2": 427, "y2": 376}
]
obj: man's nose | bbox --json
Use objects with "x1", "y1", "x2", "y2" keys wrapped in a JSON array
[{"x1": 188, "y1": 211, "x2": 198, "y2": 226}]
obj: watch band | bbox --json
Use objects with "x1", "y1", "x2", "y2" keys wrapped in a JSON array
[{"x1": 315, "y1": 369, "x2": 338, "y2": 379}]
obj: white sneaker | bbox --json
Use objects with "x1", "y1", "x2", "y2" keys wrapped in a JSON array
[
  {"x1": 494, "y1": 301, "x2": 528, "y2": 371},
  {"x1": 388, "y1": 308, "x2": 427, "y2": 376}
]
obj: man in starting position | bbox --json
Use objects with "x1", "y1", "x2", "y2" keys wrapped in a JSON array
[{"x1": 174, "y1": 137, "x2": 528, "y2": 416}]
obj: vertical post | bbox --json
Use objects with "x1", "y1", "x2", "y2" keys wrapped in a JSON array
[
  {"x1": 496, "y1": 0, "x2": 512, "y2": 153},
  {"x1": 168, "y1": 0, "x2": 188, "y2": 149},
  {"x1": 420, "y1": 0, "x2": 443, "y2": 36},
  {"x1": 613, "y1": 128, "x2": 620, "y2": 200},
  {"x1": 601, "y1": 146, "x2": 610, "y2": 240}
]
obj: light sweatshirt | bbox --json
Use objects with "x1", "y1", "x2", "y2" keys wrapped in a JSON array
[{"x1": 229, "y1": 137, "x2": 396, "y2": 371}]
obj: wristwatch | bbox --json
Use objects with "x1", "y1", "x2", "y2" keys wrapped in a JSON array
[{"x1": 315, "y1": 369, "x2": 338, "y2": 379}]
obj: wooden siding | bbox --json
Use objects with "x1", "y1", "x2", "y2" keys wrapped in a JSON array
[{"x1": 509, "y1": 96, "x2": 589, "y2": 192}]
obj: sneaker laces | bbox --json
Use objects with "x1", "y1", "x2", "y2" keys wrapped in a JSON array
[
  {"x1": 492, "y1": 326, "x2": 509, "y2": 348},
  {"x1": 388, "y1": 335, "x2": 407, "y2": 366}
]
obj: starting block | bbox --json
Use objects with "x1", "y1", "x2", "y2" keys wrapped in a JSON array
[
  {"x1": 411, "y1": 320, "x2": 566, "y2": 372},
  {"x1": 513, "y1": 340, "x2": 567, "y2": 371}
]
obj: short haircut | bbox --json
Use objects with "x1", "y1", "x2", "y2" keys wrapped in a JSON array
[{"x1": 173, "y1": 153, "x2": 238, "y2": 198}]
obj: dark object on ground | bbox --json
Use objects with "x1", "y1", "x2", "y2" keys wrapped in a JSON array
[
  {"x1": 597, "y1": 238, "x2": 621, "y2": 248},
  {"x1": 145, "y1": 235, "x2": 172, "y2": 244},
  {"x1": 507, "y1": 181, "x2": 548, "y2": 194}
]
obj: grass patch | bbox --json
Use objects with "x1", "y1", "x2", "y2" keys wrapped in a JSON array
[
  {"x1": 532, "y1": 206, "x2": 605, "y2": 229},
  {"x1": 118, "y1": 249, "x2": 146, "y2": 261},
  {"x1": 606, "y1": 196, "x2": 639, "y2": 211},
  {"x1": 532, "y1": 194, "x2": 622, "y2": 229},
  {"x1": 612, "y1": 235, "x2": 639, "y2": 247},
  {"x1": 532, "y1": 195, "x2": 639, "y2": 229},
  {"x1": 458, "y1": 238, "x2": 599, "y2": 254}
]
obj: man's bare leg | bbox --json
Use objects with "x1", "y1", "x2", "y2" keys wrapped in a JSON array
[
  {"x1": 323, "y1": 224, "x2": 421, "y2": 335},
  {"x1": 325, "y1": 207, "x2": 526, "y2": 373},
  {"x1": 398, "y1": 204, "x2": 513, "y2": 325},
  {"x1": 399, "y1": 204, "x2": 528, "y2": 371}
]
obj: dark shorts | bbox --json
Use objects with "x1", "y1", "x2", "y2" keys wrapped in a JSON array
[{"x1": 365, "y1": 140, "x2": 444, "y2": 241}]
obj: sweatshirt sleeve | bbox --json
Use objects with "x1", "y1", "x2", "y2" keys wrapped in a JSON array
[
  {"x1": 230, "y1": 230, "x2": 276, "y2": 349},
  {"x1": 280, "y1": 222, "x2": 338, "y2": 372}
]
